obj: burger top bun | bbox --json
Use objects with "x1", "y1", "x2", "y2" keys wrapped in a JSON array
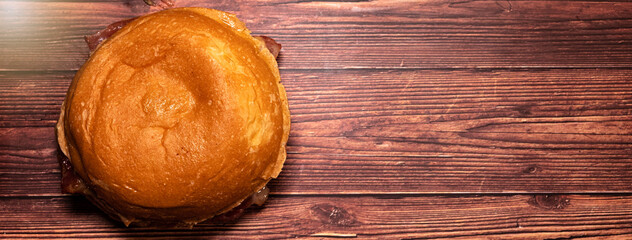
[{"x1": 56, "y1": 7, "x2": 290, "y2": 226}]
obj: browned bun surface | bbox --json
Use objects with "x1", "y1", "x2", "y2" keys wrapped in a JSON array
[{"x1": 56, "y1": 7, "x2": 290, "y2": 226}]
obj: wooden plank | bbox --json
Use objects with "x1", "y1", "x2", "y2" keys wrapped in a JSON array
[
  {"x1": 2, "y1": 69, "x2": 631, "y2": 126},
  {"x1": 6, "y1": 151, "x2": 632, "y2": 196},
  {"x1": 1, "y1": 69, "x2": 631, "y2": 195},
  {"x1": 0, "y1": 71, "x2": 69, "y2": 127},
  {"x1": 2, "y1": 194, "x2": 632, "y2": 239},
  {"x1": 4, "y1": 147, "x2": 632, "y2": 196},
  {"x1": 2, "y1": 1, "x2": 632, "y2": 71}
]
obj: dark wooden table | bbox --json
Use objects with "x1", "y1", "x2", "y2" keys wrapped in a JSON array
[{"x1": 2, "y1": 0, "x2": 632, "y2": 239}]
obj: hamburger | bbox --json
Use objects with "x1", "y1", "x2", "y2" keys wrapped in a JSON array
[{"x1": 56, "y1": 7, "x2": 290, "y2": 227}]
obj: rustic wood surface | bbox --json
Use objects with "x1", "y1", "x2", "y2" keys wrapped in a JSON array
[
  {"x1": 1, "y1": 0, "x2": 631, "y2": 239},
  {"x1": 3, "y1": 194, "x2": 632, "y2": 239}
]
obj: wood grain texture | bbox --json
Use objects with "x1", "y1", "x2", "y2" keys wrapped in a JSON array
[
  {"x1": 2, "y1": 0, "x2": 632, "y2": 238},
  {"x1": 3, "y1": 194, "x2": 632, "y2": 239},
  {"x1": 1, "y1": 69, "x2": 630, "y2": 195},
  {"x1": 2, "y1": 0, "x2": 632, "y2": 71}
]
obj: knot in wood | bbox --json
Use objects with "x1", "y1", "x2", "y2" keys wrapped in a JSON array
[
  {"x1": 311, "y1": 203, "x2": 356, "y2": 227},
  {"x1": 522, "y1": 165, "x2": 541, "y2": 174},
  {"x1": 529, "y1": 195, "x2": 570, "y2": 210}
]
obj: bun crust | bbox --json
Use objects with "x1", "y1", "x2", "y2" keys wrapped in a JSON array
[{"x1": 56, "y1": 8, "x2": 290, "y2": 226}]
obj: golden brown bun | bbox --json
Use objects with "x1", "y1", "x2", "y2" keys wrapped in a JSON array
[{"x1": 56, "y1": 7, "x2": 290, "y2": 226}]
